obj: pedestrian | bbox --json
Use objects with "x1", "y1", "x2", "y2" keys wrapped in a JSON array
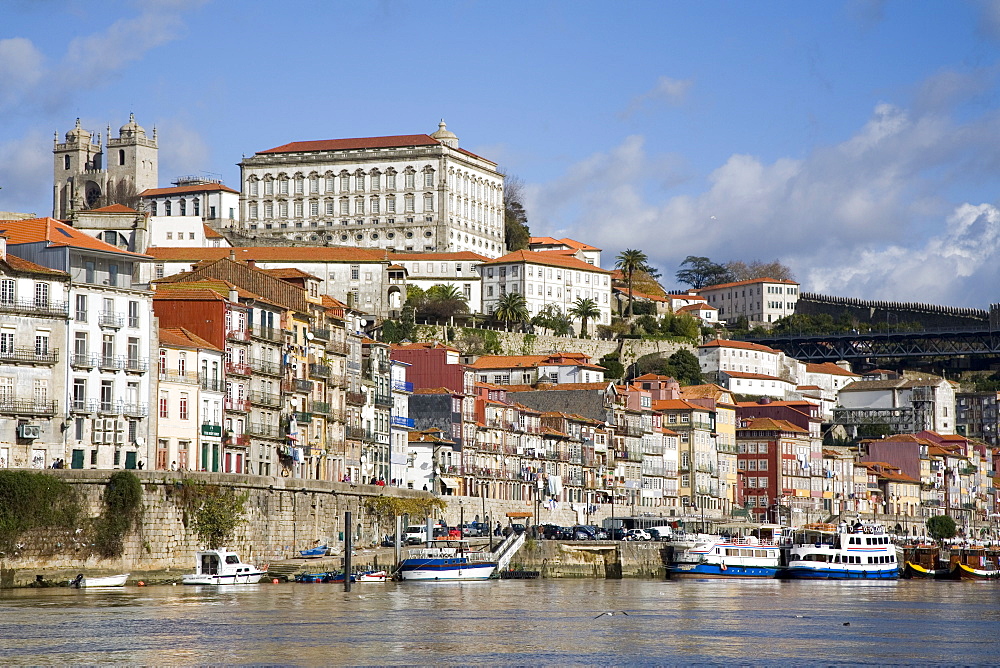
[
  {"x1": 170, "y1": 461, "x2": 177, "y2": 471},
  {"x1": 137, "y1": 460, "x2": 143, "y2": 470},
  {"x1": 494, "y1": 522, "x2": 502, "y2": 537}
]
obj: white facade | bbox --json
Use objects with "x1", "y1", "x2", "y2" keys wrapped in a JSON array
[
  {"x1": 696, "y1": 278, "x2": 800, "y2": 325},
  {"x1": 141, "y1": 179, "x2": 241, "y2": 229},
  {"x1": 390, "y1": 360, "x2": 413, "y2": 485},
  {"x1": 239, "y1": 122, "x2": 505, "y2": 257},
  {"x1": 391, "y1": 252, "x2": 486, "y2": 314},
  {"x1": 480, "y1": 251, "x2": 613, "y2": 330},
  {"x1": 720, "y1": 371, "x2": 797, "y2": 399},
  {"x1": 698, "y1": 339, "x2": 783, "y2": 378}
]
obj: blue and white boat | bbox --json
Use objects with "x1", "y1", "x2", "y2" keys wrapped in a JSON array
[
  {"x1": 668, "y1": 525, "x2": 787, "y2": 578},
  {"x1": 398, "y1": 545, "x2": 496, "y2": 581},
  {"x1": 783, "y1": 522, "x2": 899, "y2": 579}
]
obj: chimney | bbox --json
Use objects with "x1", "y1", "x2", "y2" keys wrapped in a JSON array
[
  {"x1": 247, "y1": 259, "x2": 256, "y2": 270},
  {"x1": 229, "y1": 250, "x2": 236, "y2": 261},
  {"x1": 758, "y1": 396, "x2": 771, "y2": 404},
  {"x1": 229, "y1": 287, "x2": 239, "y2": 303}
]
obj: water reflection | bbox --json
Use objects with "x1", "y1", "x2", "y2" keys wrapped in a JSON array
[{"x1": 1, "y1": 579, "x2": 998, "y2": 665}]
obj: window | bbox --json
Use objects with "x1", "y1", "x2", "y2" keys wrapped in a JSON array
[
  {"x1": 351, "y1": 265, "x2": 360, "y2": 280},
  {"x1": 159, "y1": 392, "x2": 169, "y2": 418},
  {"x1": 386, "y1": 197, "x2": 396, "y2": 213},
  {"x1": 387, "y1": 172, "x2": 396, "y2": 190},
  {"x1": 108, "y1": 264, "x2": 119, "y2": 288},
  {"x1": 128, "y1": 301, "x2": 139, "y2": 328},
  {"x1": 264, "y1": 179, "x2": 273, "y2": 195},
  {"x1": 101, "y1": 380, "x2": 113, "y2": 412},
  {"x1": 0, "y1": 330, "x2": 13, "y2": 355},
  {"x1": 150, "y1": 201, "x2": 157, "y2": 215},
  {"x1": 294, "y1": 201, "x2": 303, "y2": 217},
  {"x1": 424, "y1": 193, "x2": 434, "y2": 211},
  {"x1": 249, "y1": 203, "x2": 258, "y2": 219},
  {"x1": 179, "y1": 393, "x2": 189, "y2": 420},
  {"x1": 279, "y1": 179, "x2": 289, "y2": 195},
  {"x1": 35, "y1": 332, "x2": 49, "y2": 356},
  {"x1": 424, "y1": 171, "x2": 434, "y2": 188},
  {"x1": 310, "y1": 201, "x2": 319, "y2": 216},
  {"x1": 179, "y1": 199, "x2": 187, "y2": 216},
  {"x1": 278, "y1": 202, "x2": 288, "y2": 217},
  {"x1": 405, "y1": 171, "x2": 415, "y2": 189}
]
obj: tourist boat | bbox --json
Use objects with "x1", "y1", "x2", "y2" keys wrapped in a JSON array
[
  {"x1": 903, "y1": 561, "x2": 953, "y2": 579},
  {"x1": 668, "y1": 524, "x2": 788, "y2": 578},
  {"x1": 70, "y1": 573, "x2": 129, "y2": 588},
  {"x1": 397, "y1": 544, "x2": 496, "y2": 581},
  {"x1": 950, "y1": 546, "x2": 1000, "y2": 580},
  {"x1": 182, "y1": 549, "x2": 266, "y2": 585},
  {"x1": 902, "y1": 544, "x2": 951, "y2": 579},
  {"x1": 783, "y1": 522, "x2": 899, "y2": 579},
  {"x1": 952, "y1": 562, "x2": 1000, "y2": 580}
]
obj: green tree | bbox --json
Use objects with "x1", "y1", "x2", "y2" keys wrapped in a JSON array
[
  {"x1": 675, "y1": 256, "x2": 730, "y2": 289},
  {"x1": 531, "y1": 304, "x2": 572, "y2": 336},
  {"x1": 598, "y1": 352, "x2": 624, "y2": 379},
  {"x1": 493, "y1": 292, "x2": 529, "y2": 330},
  {"x1": 926, "y1": 514, "x2": 957, "y2": 542},
  {"x1": 419, "y1": 284, "x2": 468, "y2": 323},
  {"x1": 666, "y1": 313, "x2": 701, "y2": 341},
  {"x1": 502, "y1": 172, "x2": 531, "y2": 251},
  {"x1": 569, "y1": 297, "x2": 601, "y2": 338},
  {"x1": 615, "y1": 249, "x2": 649, "y2": 318},
  {"x1": 724, "y1": 259, "x2": 794, "y2": 282},
  {"x1": 663, "y1": 349, "x2": 703, "y2": 385}
]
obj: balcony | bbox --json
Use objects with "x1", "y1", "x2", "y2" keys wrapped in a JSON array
[
  {"x1": 71, "y1": 353, "x2": 96, "y2": 369},
  {"x1": 293, "y1": 411, "x2": 312, "y2": 423},
  {"x1": 98, "y1": 401, "x2": 118, "y2": 414},
  {"x1": 71, "y1": 399, "x2": 99, "y2": 413},
  {"x1": 249, "y1": 325, "x2": 282, "y2": 342},
  {"x1": 99, "y1": 312, "x2": 124, "y2": 329},
  {"x1": 247, "y1": 422, "x2": 279, "y2": 438},
  {"x1": 347, "y1": 425, "x2": 372, "y2": 441},
  {"x1": 391, "y1": 415, "x2": 415, "y2": 428},
  {"x1": 312, "y1": 328, "x2": 331, "y2": 341},
  {"x1": 225, "y1": 361, "x2": 252, "y2": 376},
  {"x1": 0, "y1": 399, "x2": 58, "y2": 416},
  {"x1": 124, "y1": 358, "x2": 148, "y2": 373},
  {"x1": 312, "y1": 401, "x2": 332, "y2": 415},
  {"x1": 250, "y1": 359, "x2": 282, "y2": 376},
  {"x1": 121, "y1": 402, "x2": 148, "y2": 417},
  {"x1": 224, "y1": 397, "x2": 249, "y2": 412},
  {"x1": 346, "y1": 391, "x2": 365, "y2": 406},
  {"x1": 0, "y1": 298, "x2": 69, "y2": 319},
  {"x1": 159, "y1": 370, "x2": 198, "y2": 384},
  {"x1": 326, "y1": 340, "x2": 349, "y2": 356},
  {"x1": 393, "y1": 380, "x2": 414, "y2": 393},
  {"x1": 248, "y1": 390, "x2": 281, "y2": 407},
  {"x1": 226, "y1": 329, "x2": 251, "y2": 342},
  {"x1": 0, "y1": 346, "x2": 59, "y2": 365},
  {"x1": 374, "y1": 394, "x2": 392, "y2": 408},
  {"x1": 233, "y1": 433, "x2": 251, "y2": 446},
  {"x1": 308, "y1": 363, "x2": 331, "y2": 379},
  {"x1": 960, "y1": 465, "x2": 978, "y2": 476},
  {"x1": 199, "y1": 375, "x2": 222, "y2": 392},
  {"x1": 99, "y1": 356, "x2": 123, "y2": 371}
]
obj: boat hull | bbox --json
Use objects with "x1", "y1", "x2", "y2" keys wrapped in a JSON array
[
  {"x1": 783, "y1": 565, "x2": 898, "y2": 580},
  {"x1": 953, "y1": 563, "x2": 1000, "y2": 581},
  {"x1": 903, "y1": 561, "x2": 953, "y2": 580},
  {"x1": 182, "y1": 572, "x2": 265, "y2": 585},
  {"x1": 75, "y1": 574, "x2": 129, "y2": 587},
  {"x1": 668, "y1": 563, "x2": 780, "y2": 578},
  {"x1": 398, "y1": 560, "x2": 496, "y2": 581}
]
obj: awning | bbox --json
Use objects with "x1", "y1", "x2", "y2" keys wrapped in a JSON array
[
  {"x1": 439, "y1": 476, "x2": 461, "y2": 490},
  {"x1": 506, "y1": 511, "x2": 534, "y2": 518}
]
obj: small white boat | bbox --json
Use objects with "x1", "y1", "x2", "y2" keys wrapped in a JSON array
[
  {"x1": 398, "y1": 545, "x2": 496, "y2": 581},
  {"x1": 182, "y1": 549, "x2": 266, "y2": 585},
  {"x1": 71, "y1": 573, "x2": 129, "y2": 588}
]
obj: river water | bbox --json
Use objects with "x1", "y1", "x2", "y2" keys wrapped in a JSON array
[{"x1": 1, "y1": 578, "x2": 998, "y2": 665}]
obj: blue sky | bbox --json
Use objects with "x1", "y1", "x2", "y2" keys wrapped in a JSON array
[{"x1": 3, "y1": 0, "x2": 1000, "y2": 307}]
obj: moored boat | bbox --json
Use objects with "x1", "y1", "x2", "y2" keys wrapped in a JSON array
[
  {"x1": 296, "y1": 570, "x2": 388, "y2": 583},
  {"x1": 70, "y1": 573, "x2": 129, "y2": 588},
  {"x1": 668, "y1": 524, "x2": 787, "y2": 578},
  {"x1": 950, "y1": 547, "x2": 1000, "y2": 580},
  {"x1": 299, "y1": 545, "x2": 328, "y2": 558},
  {"x1": 952, "y1": 562, "x2": 1000, "y2": 580},
  {"x1": 901, "y1": 544, "x2": 951, "y2": 579},
  {"x1": 397, "y1": 544, "x2": 496, "y2": 581},
  {"x1": 182, "y1": 549, "x2": 266, "y2": 585},
  {"x1": 903, "y1": 561, "x2": 953, "y2": 579},
  {"x1": 783, "y1": 522, "x2": 899, "y2": 580}
]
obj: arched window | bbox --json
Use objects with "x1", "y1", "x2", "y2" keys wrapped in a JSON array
[
  {"x1": 119, "y1": 149, "x2": 125, "y2": 165},
  {"x1": 64, "y1": 155, "x2": 70, "y2": 170}
]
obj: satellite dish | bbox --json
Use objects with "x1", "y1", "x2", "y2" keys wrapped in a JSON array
[{"x1": 305, "y1": 332, "x2": 314, "y2": 340}]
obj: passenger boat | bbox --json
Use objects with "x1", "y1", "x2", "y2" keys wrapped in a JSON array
[
  {"x1": 784, "y1": 522, "x2": 899, "y2": 579},
  {"x1": 668, "y1": 524, "x2": 787, "y2": 578},
  {"x1": 182, "y1": 549, "x2": 266, "y2": 585},
  {"x1": 903, "y1": 561, "x2": 953, "y2": 579},
  {"x1": 397, "y1": 542, "x2": 496, "y2": 581},
  {"x1": 70, "y1": 573, "x2": 129, "y2": 588},
  {"x1": 952, "y1": 563, "x2": 1000, "y2": 580},
  {"x1": 950, "y1": 546, "x2": 1000, "y2": 580},
  {"x1": 901, "y1": 544, "x2": 951, "y2": 579}
]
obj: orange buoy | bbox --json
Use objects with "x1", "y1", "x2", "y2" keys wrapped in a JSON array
[
  {"x1": 272, "y1": 578, "x2": 279, "y2": 584},
  {"x1": 137, "y1": 581, "x2": 145, "y2": 586}
]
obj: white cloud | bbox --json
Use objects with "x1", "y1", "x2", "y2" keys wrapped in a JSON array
[
  {"x1": 0, "y1": 130, "x2": 55, "y2": 217},
  {"x1": 622, "y1": 76, "x2": 693, "y2": 117},
  {"x1": 157, "y1": 119, "x2": 210, "y2": 179},
  {"x1": 0, "y1": 37, "x2": 46, "y2": 109},
  {"x1": 530, "y1": 101, "x2": 1000, "y2": 307}
]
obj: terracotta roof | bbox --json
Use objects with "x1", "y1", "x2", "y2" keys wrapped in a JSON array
[
  {"x1": 154, "y1": 278, "x2": 280, "y2": 307},
  {"x1": 391, "y1": 341, "x2": 461, "y2": 352},
  {"x1": 469, "y1": 352, "x2": 598, "y2": 370},
  {"x1": 413, "y1": 387, "x2": 460, "y2": 395},
  {"x1": 480, "y1": 249, "x2": 610, "y2": 273},
  {"x1": 159, "y1": 327, "x2": 222, "y2": 351},
  {"x1": 203, "y1": 224, "x2": 224, "y2": 239},
  {"x1": 1, "y1": 252, "x2": 68, "y2": 277},
  {"x1": 614, "y1": 286, "x2": 669, "y2": 302},
  {"x1": 699, "y1": 277, "x2": 799, "y2": 291},
  {"x1": 529, "y1": 236, "x2": 601, "y2": 251},
  {"x1": 699, "y1": 339, "x2": 779, "y2": 354},
  {"x1": 390, "y1": 251, "x2": 489, "y2": 262},
  {"x1": 738, "y1": 417, "x2": 809, "y2": 433},
  {"x1": 142, "y1": 183, "x2": 240, "y2": 197},
  {"x1": 503, "y1": 382, "x2": 609, "y2": 392},
  {"x1": 677, "y1": 303, "x2": 716, "y2": 313},
  {"x1": 89, "y1": 204, "x2": 138, "y2": 213},
  {"x1": 0, "y1": 217, "x2": 151, "y2": 258},
  {"x1": 806, "y1": 362, "x2": 861, "y2": 377},
  {"x1": 633, "y1": 373, "x2": 675, "y2": 381},
  {"x1": 152, "y1": 286, "x2": 228, "y2": 302},
  {"x1": 145, "y1": 246, "x2": 388, "y2": 263},
  {"x1": 258, "y1": 134, "x2": 440, "y2": 155},
  {"x1": 261, "y1": 267, "x2": 319, "y2": 280}
]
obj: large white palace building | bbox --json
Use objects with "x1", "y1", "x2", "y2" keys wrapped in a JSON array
[{"x1": 238, "y1": 122, "x2": 506, "y2": 258}]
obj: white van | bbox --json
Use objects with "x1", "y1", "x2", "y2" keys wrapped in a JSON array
[
  {"x1": 646, "y1": 525, "x2": 674, "y2": 542},
  {"x1": 404, "y1": 523, "x2": 445, "y2": 545}
]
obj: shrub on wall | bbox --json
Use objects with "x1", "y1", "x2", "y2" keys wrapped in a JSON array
[
  {"x1": 174, "y1": 480, "x2": 249, "y2": 549},
  {"x1": 92, "y1": 471, "x2": 145, "y2": 558},
  {"x1": 0, "y1": 471, "x2": 80, "y2": 553}
]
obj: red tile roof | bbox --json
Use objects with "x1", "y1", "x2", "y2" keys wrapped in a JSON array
[
  {"x1": 806, "y1": 362, "x2": 860, "y2": 377},
  {"x1": 1, "y1": 252, "x2": 68, "y2": 277},
  {"x1": 159, "y1": 327, "x2": 222, "y2": 351},
  {"x1": 738, "y1": 417, "x2": 809, "y2": 433},
  {"x1": 390, "y1": 251, "x2": 489, "y2": 262},
  {"x1": 529, "y1": 236, "x2": 601, "y2": 251},
  {"x1": 89, "y1": 204, "x2": 139, "y2": 213},
  {"x1": 699, "y1": 339, "x2": 779, "y2": 354},
  {"x1": 699, "y1": 277, "x2": 799, "y2": 291},
  {"x1": 202, "y1": 224, "x2": 224, "y2": 239},
  {"x1": 141, "y1": 183, "x2": 239, "y2": 197},
  {"x1": 0, "y1": 217, "x2": 151, "y2": 258},
  {"x1": 481, "y1": 249, "x2": 610, "y2": 273},
  {"x1": 258, "y1": 134, "x2": 440, "y2": 154},
  {"x1": 722, "y1": 371, "x2": 791, "y2": 382}
]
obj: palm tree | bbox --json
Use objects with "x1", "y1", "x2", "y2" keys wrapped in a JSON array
[
  {"x1": 421, "y1": 284, "x2": 468, "y2": 323},
  {"x1": 570, "y1": 297, "x2": 601, "y2": 339},
  {"x1": 492, "y1": 292, "x2": 529, "y2": 331},
  {"x1": 615, "y1": 249, "x2": 649, "y2": 318}
]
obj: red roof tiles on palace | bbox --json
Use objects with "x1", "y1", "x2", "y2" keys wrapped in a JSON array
[
  {"x1": 141, "y1": 183, "x2": 239, "y2": 197},
  {"x1": 0, "y1": 217, "x2": 151, "y2": 258},
  {"x1": 1, "y1": 252, "x2": 68, "y2": 277},
  {"x1": 481, "y1": 249, "x2": 610, "y2": 273},
  {"x1": 805, "y1": 362, "x2": 861, "y2": 377},
  {"x1": 699, "y1": 339, "x2": 780, "y2": 354},
  {"x1": 259, "y1": 134, "x2": 439, "y2": 154},
  {"x1": 529, "y1": 236, "x2": 601, "y2": 251},
  {"x1": 699, "y1": 277, "x2": 799, "y2": 291},
  {"x1": 389, "y1": 251, "x2": 489, "y2": 262},
  {"x1": 89, "y1": 204, "x2": 139, "y2": 213}
]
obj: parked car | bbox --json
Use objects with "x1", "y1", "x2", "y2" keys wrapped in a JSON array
[
  {"x1": 646, "y1": 526, "x2": 674, "y2": 542},
  {"x1": 459, "y1": 522, "x2": 486, "y2": 537},
  {"x1": 623, "y1": 528, "x2": 652, "y2": 541},
  {"x1": 572, "y1": 525, "x2": 598, "y2": 540}
]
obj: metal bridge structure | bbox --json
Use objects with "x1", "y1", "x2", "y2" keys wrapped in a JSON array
[{"x1": 740, "y1": 326, "x2": 1000, "y2": 363}]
